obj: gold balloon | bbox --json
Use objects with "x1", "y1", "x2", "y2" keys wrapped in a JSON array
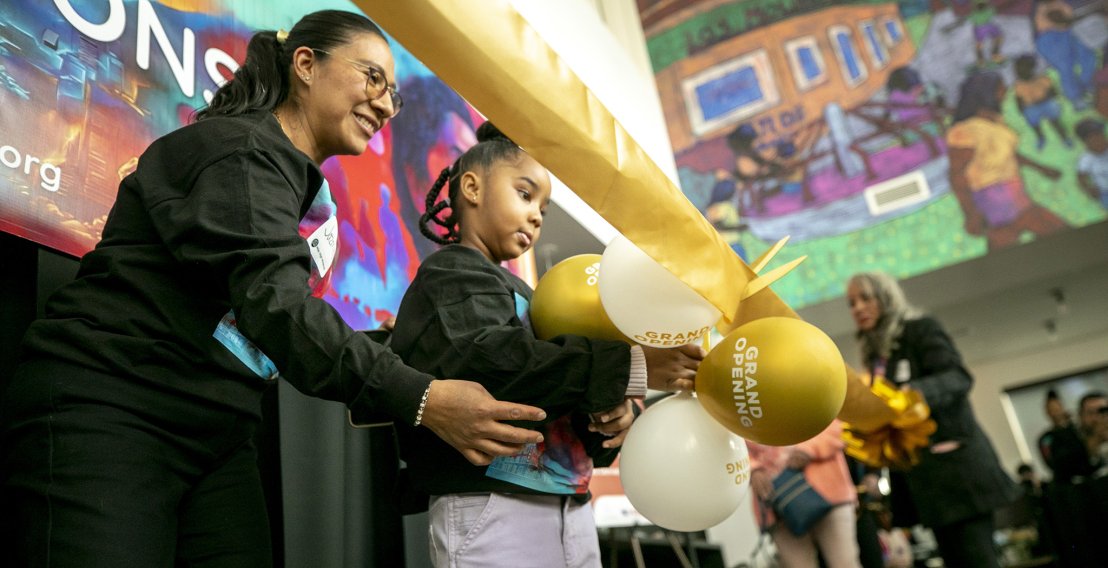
[
  {"x1": 695, "y1": 317, "x2": 847, "y2": 446},
  {"x1": 531, "y1": 254, "x2": 629, "y2": 342}
]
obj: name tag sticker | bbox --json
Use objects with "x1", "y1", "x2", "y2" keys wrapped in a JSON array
[{"x1": 307, "y1": 216, "x2": 338, "y2": 277}]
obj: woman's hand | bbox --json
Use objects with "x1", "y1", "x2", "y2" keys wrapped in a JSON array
[
  {"x1": 419, "y1": 380, "x2": 547, "y2": 465},
  {"x1": 643, "y1": 343, "x2": 706, "y2": 392},
  {"x1": 589, "y1": 398, "x2": 636, "y2": 449}
]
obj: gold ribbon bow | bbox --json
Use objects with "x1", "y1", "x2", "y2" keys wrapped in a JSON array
[{"x1": 840, "y1": 375, "x2": 937, "y2": 469}]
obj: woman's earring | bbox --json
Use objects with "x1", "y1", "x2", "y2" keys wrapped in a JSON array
[{"x1": 301, "y1": 75, "x2": 310, "y2": 82}]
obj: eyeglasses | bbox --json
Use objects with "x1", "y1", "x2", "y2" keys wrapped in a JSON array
[{"x1": 311, "y1": 48, "x2": 403, "y2": 116}]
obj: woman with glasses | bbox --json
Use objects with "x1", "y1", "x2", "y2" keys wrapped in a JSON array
[{"x1": 1, "y1": 10, "x2": 548, "y2": 567}]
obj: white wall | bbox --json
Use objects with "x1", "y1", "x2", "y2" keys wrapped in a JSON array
[{"x1": 970, "y1": 333, "x2": 1108, "y2": 475}]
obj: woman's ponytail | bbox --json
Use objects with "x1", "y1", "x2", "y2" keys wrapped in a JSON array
[{"x1": 195, "y1": 31, "x2": 288, "y2": 121}]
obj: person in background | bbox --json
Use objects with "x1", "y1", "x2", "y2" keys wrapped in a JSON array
[
  {"x1": 1037, "y1": 390, "x2": 1103, "y2": 567},
  {"x1": 874, "y1": 507, "x2": 913, "y2": 568},
  {"x1": 847, "y1": 271, "x2": 1017, "y2": 568},
  {"x1": 0, "y1": 11, "x2": 549, "y2": 567},
  {"x1": 1038, "y1": 389, "x2": 1093, "y2": 482},
  {"x1": 848, "y1": 455, "x2": 886, "y2": 568},
  {"x1": 1078, "y1": 392, "x2": 1108, "y2": 469},
  {"x1": 1015, "y1": 462, "x2": 1055, "y2": 559},
  {"x1": 747, "y1": 420, "x2": 861, "y2": 568}
]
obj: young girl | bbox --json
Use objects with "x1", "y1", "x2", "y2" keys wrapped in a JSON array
[{"x1": 390, "y1": 122, "x2": 704, "y2": 566}]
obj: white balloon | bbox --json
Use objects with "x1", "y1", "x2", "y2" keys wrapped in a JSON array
[
  {"x1": 598, "y1": 235, "x2": 721, "y2": 347},
  {"x1": 619, "y1": 392, "x2": 751, "y2": 532}
]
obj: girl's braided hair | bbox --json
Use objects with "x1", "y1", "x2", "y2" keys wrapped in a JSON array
[{"x1": 418, "y1": 122, "x2": 523, "y2": 245}]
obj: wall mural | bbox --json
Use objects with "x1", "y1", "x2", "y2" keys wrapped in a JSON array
[
  {"x1": 639, "y1": 0, "x2": 1108, "y2": 308},
  {"x1": 0, "y1": 0, "x2": 517, "y2": 331}
]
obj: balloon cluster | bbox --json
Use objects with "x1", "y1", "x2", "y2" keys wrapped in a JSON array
[{"x1": 530, "y1": 235, "x2": 847, "y2": 531}]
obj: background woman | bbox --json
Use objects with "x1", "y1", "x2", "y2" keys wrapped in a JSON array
[{"x1": 847, "y1": 271, "x2": 1018, "y2": 567}]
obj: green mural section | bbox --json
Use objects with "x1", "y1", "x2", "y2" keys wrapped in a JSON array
[
  {"x1": 747, "y1": 77, "x2": 1108, "y2": 308},
  {"x1": 642, "y1": 1, "x2": 1108, "y2": 309},
  {"x1": 646, "y1": 0, "x2": 892, "y2": 72}
]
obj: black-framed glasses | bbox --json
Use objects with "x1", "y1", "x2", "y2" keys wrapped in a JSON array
[{"x1": 311, "y1": 48, "x2": 403, "y2": 116}]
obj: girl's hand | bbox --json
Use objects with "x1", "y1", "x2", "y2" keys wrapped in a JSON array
[
  {"x1": 589, "y1": 398, "x2": 635, "y2": 448},
  {"x1": 643, "y1": 343, "x2": 706, "y2": 392}
]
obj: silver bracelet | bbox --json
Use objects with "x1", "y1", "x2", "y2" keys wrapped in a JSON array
[{"x1": 413, "y1": 384, "x2": 432, "y2": 427}]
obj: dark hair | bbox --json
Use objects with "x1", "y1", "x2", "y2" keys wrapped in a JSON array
[
  {"x1": 726, "y1": 123, "x2": 758, "y2": 152},
  {"x1": 1079, "y1": 391, "x2": 1107, "y2": 413},
  {"x1": 1017, "y1": 463, "x2": 1033, "y2": 475},
  {"x1": 1075, "y1": 117, "x2": 1106, "y2": 140},
  {"x1": 1046, "y1": 388, "x2": 1060, "y2": 401},
  {"x1": 196, "y1": 10, "x2": 385, "y2": 121},
  {"x1": 1015, "y1": 54, "x2": 1038, "y2": 80},
  {"x1": 887, "y1": 66, "x2": 921, "y2": 93},
  {"x1": 952, "y1": 71, "x2": 1004, "y2": 123},
  {"x1": 418, "y1": 122, "x2": 523, "y2": 245}
]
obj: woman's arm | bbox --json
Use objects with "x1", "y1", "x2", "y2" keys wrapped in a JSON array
[
  {"x1": 904, "y1": 317, "x2": 973, "y2": 411},
  {"x1": 148, "y1": 150, "x2": 544, "y2": 464}
]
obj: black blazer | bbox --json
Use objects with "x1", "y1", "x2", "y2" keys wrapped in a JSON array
[{"x1": 886, "y1": 317, "x2": 1018, "y2": 528}]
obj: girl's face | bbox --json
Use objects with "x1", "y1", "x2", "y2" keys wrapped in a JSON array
[
  {"x1": 847, "y1": 279, "x2": 882, "y2": 332},
  {"x1": 300, "y1": 33, "x2": 398, "y2": 160},
  {"x1": 459, "y1": 152, "x2": 551, "y2": 263}
]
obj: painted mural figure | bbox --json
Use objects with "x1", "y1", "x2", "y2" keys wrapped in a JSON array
[
  {"x1": 724, "y1": 122, "x2": 784, "y2": 214},
  {"x1": 884, "y1": 65, "x2": 948, "y2": 151},
  {"x1": 1014, "y1": 53, "x2": 1073, "y2": 149},
  {"x1": 1033, "y1": 0, "x2": 1098, "y2": 109},
  {"x1": 1075, "y1": 117, "x2": 1108, "y2": 208},
  {"x1": 946, "y1": 71, "x2": 1068, "y2": 250},
  {"x1": 970, "y1": 0, "x2": 1007, "y2": 65}
]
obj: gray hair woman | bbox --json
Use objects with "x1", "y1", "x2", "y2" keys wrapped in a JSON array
[{"x1": 846, "y1": 271, "x2": 1017, "y2": 568}]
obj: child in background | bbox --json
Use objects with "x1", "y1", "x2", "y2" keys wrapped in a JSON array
[
  {"x1": 390, "y1": 122, "x2": 704, "y2": 567},
  {"x1": 876, "y1": 507, "x2": 914, "y2": 568},
  {"x1": 1013, "y1": 54, "x2": 1072, "y2": 150},
  {"x1": 1075, "y1": 118, "x2": 1108, "y2": 209}
]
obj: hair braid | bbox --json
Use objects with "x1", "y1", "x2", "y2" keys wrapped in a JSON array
[
  {"x1": 418, "y1": 164, "x2": 460, "y2": 245},
  {"x1": 416, "y1": 122, "x2": 523, "y2": 247}
]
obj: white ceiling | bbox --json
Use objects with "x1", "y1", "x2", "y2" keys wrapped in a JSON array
[{"x1": 536, "y1": 206, "x2": 1108, "y2": 369}]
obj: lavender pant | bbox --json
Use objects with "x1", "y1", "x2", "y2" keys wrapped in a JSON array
[{"x1": 428, "y1": 492, "x2": 601, "y2": 567}]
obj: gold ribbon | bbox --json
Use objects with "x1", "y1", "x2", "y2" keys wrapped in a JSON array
[
  {"x1": 353, "y1": 0, "x2": 928, "y2": 436},
  {"x1": 841, "y1": 376, "x2": 937, "y2": 469},
  {"x1": 354, "y1": 0, "x2": 763, "y2": 331}
]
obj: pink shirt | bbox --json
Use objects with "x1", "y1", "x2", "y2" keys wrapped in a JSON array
[{"x1": 747, "y1": 420, "x2": 857, "y2": 529}]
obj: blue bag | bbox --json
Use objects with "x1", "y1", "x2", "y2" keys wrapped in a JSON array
[{"x1": 771, "y1": 468, "x2": 834, "y2": 536}]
